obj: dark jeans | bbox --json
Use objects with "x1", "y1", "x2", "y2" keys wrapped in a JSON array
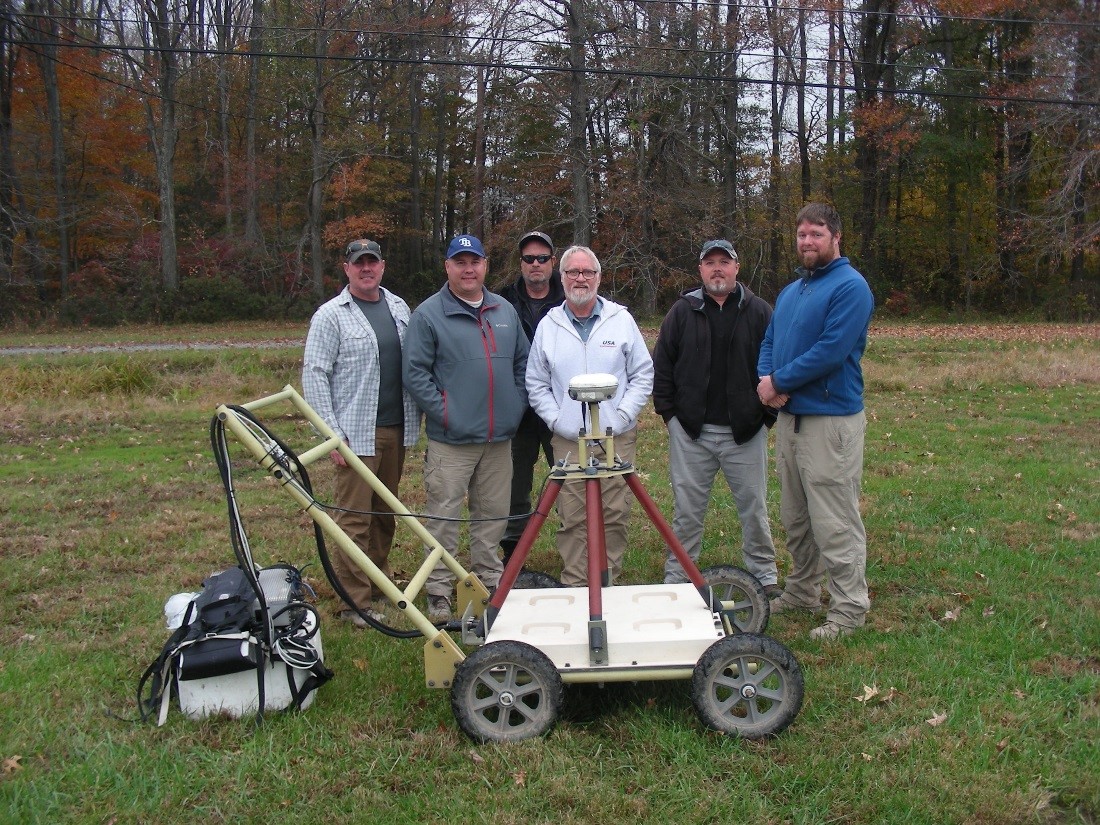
[{"x1": 500, "y1": 408, "x2": 554, "y2": 559}]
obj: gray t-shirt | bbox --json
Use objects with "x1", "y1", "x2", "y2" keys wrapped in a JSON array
[{"x1": 353, "y1": 296, "x2": 404, "y2": 428}]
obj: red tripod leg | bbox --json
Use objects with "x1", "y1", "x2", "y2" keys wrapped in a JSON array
[
  {"x1": 585, "y1": 477, "x2": 608, "y2": 665},
  {"x1": 490, "y1": 478, "x2": 563, "y2": 609},
  {"x1": 624, "y1": 472, "x2": 707, "y2": 588},
  {"x1": 585, "y1": 477, "x2": 607, "y2": 618}
]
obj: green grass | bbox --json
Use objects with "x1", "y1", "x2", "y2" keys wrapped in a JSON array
[{"x1": 0, "y1": 325, "x2": 1097, "y2": 824}]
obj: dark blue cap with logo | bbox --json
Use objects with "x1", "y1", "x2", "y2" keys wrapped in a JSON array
[{"x1": 446, "y1": 234, "x2": 486, "y2": 258}]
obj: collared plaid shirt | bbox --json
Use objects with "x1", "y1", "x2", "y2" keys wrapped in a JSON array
[{"x1": 302, "y1": 286, "x2": 421, "y2": 455}]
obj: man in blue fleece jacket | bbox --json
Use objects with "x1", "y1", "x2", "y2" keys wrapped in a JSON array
[{"x1": 757, "y1": 203, "x2": 874, "y2": 640}]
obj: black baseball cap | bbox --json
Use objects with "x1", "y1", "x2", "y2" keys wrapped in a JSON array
[{"x1": 346, "y1": 239, "x2": 383, "y2": 263}]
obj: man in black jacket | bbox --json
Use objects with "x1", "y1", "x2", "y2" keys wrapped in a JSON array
[
  {"x1": 653, "y1": 239, "x2": 781, "y2": 593},
  {"x1": 497, "y1": 231, "x2": 566, "y2": 565}
]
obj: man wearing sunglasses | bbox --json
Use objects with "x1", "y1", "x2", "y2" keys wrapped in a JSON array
[
  {"x1": 497, "y1": 231, "x2": 565, "y2": 567},
  {"x1": 303, "y1": 239, "x2": 422, "y2": 628}
]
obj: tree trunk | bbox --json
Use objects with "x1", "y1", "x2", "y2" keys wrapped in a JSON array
[
  {"x1": 0, "y1": 4, "x2": 15, "y2": 283},
  {"x1": 721, "y1": 0, "x2": 740, "y2": 237},
  {"x1": 215, "y1": 0, "x2": 232, "y2": 235},
  {"x1": 472, "y1": 65, "x2": 486, "y2": 239},
  {"x1": 307, "y1": 20, "x2": 329, "y2": 302},
  {"x1": 567, "y1": 0, "x2": 591, "y2": 246},
  {"x1": 796, "y1": 7, "x2": 810, "y2": 201},
  {"x1": 767, "y1": 0, "x2": 782, "y2": 292},
  {"x1": 150, "y1": 0, "x2": 180, "y2": 293},
  {"x1": 243, "y1": 0, "x2": 263, "y2": 247},
  {"x1": 30, "y1": 2, "x2": 71, "y2": 294}
]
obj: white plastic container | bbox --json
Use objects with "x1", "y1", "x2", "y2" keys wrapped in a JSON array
[{"x1": 175, "y1": 612, "x2": 324, "y2": 719}]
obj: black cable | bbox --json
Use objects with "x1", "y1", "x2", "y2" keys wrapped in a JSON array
[{"x1": 216, "y1": 406, "x2": 425, "y2": 638}]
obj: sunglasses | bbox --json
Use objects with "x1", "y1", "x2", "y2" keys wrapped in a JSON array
[{"x1": 521, "y1": 254, "x2": 553, "y2": 264}]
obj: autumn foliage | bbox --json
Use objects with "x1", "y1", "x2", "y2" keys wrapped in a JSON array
[{"x1": 0, "y1": 1, "x2": 1096, "y2": 325}]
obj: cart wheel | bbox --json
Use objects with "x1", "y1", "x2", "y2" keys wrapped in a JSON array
[
  {"x1": 451, "y1": 640, "x2": 563, "y2": 743},
  {"x1": 514, "y1": 570, "x2": 562, "y2": 589},
  {"x1": 701, "y1": 565, "x2": 769, "y2": 633},
  {"x1": 691, "y1": 633, "x2": 804, "y2": 738}
]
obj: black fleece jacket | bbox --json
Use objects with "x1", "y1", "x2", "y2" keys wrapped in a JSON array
[{"x1": 652, "y1": 283, "x2": 777, "y2": 444}]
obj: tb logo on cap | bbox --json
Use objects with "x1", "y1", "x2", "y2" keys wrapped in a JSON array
[{"x1": 446, "y1": 234, "x2": 486, "y2": 258}]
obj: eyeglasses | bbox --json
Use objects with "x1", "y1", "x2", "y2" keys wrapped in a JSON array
[
  {"x1": 563, "y1": 268, "x2": 598, "y2": 280},
  {"x1": 521, "y1": 254, "x2": 553, "y2": 264}
]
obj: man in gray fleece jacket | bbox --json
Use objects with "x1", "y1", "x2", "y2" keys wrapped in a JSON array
[{"x1": 403, "y1": 234, "x2": 529, "y2": 622}]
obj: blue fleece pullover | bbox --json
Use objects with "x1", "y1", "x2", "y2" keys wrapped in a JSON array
[{"x1": 757, "y1": 256, "x2": 873, "y2": 416}]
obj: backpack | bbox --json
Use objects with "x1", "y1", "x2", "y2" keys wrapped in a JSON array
[{"x1": 138, "y1": 564, "x2": 332, "y2": 725}]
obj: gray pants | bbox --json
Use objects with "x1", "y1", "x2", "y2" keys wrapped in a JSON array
[
  {"x1": 664, "y1": 419, "x2": 778, "y2": 586},
  {"x1": 775, "y1": 411, "x2": 869, "y2": 627},
  {"x1": 422, "y1": 439, "x2": 511, "y2": 599}
]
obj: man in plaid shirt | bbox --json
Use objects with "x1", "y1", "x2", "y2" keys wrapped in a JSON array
[{"x1": 303, "y1": 239, "x2": 422, "y2": 628}]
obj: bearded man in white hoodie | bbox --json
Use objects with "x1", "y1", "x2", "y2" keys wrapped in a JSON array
[{"x1": 525, "y1": 245, "x2": 654, "y2": 586}]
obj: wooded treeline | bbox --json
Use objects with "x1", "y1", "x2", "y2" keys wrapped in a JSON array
[{"x1": 1, "y1": 0, "x2": 1097, "y2": 324}]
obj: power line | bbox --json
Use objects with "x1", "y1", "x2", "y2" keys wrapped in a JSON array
[
  {"x1": 12, "y1": 34, "x2": 1096, "y2": 108},
  {"x1": 10, "y1": 10, "x2": 1091, "y2": 95},
  {"x1": 16, "y1": 4, "x2": 1099, "y2": 35}
]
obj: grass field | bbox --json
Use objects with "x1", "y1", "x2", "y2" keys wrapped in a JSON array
[{"x1": 0, "y1": 322, "x2": 1097, "y2": 824}]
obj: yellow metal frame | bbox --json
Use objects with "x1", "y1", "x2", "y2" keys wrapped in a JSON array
[{"x1": 215, "y1": 385, "x2": 483, "y2": 689}]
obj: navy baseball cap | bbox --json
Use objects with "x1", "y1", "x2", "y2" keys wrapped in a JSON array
[
  {"x1": 446, "y1": 234, "x2": 486, "y2": 258},
  {"x1": 699, "y1": 239, "x2": 738, "y2": 260}
]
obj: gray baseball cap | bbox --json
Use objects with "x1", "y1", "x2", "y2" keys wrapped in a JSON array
[
  {"x1": 518, "y1": 231, "x2": 554, "y2": 253},
  {"x1": 699, "y1": 239, "x2": 738, "y2": 260}
]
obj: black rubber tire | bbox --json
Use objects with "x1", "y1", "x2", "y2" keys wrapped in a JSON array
[
  {"x1": 513, "y1": 570, "x2": 563, "y2": 589},
  {"x1": 451, "y1": 640, "x2": 564, "y2": 743},
  {"x1": 691, "y1": 633, "x2": 804, "y2": 738},
  {"x1": 701, "y1": 565, "x2": 770, "y2": 633}
]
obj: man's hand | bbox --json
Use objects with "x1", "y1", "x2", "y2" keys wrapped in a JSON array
[
  {"x1": 330, "y1": 441, "x2": 350, "y2": 467},
  {"x1": 757, "y1": 375, "x2": 790, "y2": 409}
]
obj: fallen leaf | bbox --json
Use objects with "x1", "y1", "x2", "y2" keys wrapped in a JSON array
[
  {"x1": 352, "y1": 658, "x2": 368, "y2": 671},
  {"x1": 983, "y1": 606, "x2": 995, "y2": 617},
  {"x1": 1013, "y1": 689, "x2": 1026, "y2": 699},
  {"x1": 942, "y1": 607, "x2": 962, "y2": 622},
  {"x1": 469, "y1": 750, "x2": 485, "y2": 764},
  {"x1": 855, "y1": 684, "x2": 880, "y2": 703},
  {"x1": 2, "y1": 755, "x2": 22, "y2": 774},
  {"x1": 996, "y1": 738, "x2": 1010, "y2": 753},
  {"x1": 880, "y1": 687, "x2": 899, "y2": 703},
  {"x1": 975, "y1": 571, "x2": 987, "y2": 579},
  {"x1": 926, "y1": 711, "x2": 948, "y2": 727},
  {"x1": 513, "y1": 770, "x2": 527, "y2": 786},
  {"x1": 861, "y1": 752, "x2": 873, "y2": 761}
]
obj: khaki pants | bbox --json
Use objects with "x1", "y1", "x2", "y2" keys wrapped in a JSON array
[
  {"x1": 331, "y1": 426, "x2": 405, "y2": 608},
  {"x1": 551, "y1": 427, "x2": 638, "y2": 587},
  {"x1": 775, "y1": 411, "x2": 869, "y2": 627},
  {"x1": 423, "y1": 439, "x2": 511, "y2": 599}
]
